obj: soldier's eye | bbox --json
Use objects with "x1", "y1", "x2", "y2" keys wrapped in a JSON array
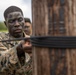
[
  {"x1": 8, "y1": 20, "x2": 14, "y2": 23},
  {"x1": 24, "y1": 26, "x2": 29, "y2": 29},
  {"x1": 18, "y1": 18, "x2": 23, "y2": 22}
]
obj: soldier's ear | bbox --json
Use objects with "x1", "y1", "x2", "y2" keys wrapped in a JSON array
[{"x1": 4, "y1": 21, "x2": 7, "y2": 27}]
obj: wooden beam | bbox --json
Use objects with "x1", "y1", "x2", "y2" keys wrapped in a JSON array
[{"x1": 32, "y1": 0, "x2": 76, "y2": 75}]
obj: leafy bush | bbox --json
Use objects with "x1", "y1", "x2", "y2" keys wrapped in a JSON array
[{"x1": 0, "y1": 22, "x2": 7, "y2": 31}]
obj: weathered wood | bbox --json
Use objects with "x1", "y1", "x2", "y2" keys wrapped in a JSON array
[
  {"x1": 32, "y1": 0, "x2": 50, "y2": 75},
  {"x1": 32, "y1": 0, "x2": 76, "y2": 75}
]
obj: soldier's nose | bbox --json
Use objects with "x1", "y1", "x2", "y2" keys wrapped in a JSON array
[{"x1": 14, "y1": 20, "x2": 20, "y2": 26}]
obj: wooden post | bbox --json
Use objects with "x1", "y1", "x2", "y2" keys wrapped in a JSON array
[{"x1": 32, "y1": 0, "x2": 76, "y2": 75}]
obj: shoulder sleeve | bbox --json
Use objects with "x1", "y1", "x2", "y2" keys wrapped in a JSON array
[{"x1": 0, "y1": 33, "x2": 21, "y2": 72}]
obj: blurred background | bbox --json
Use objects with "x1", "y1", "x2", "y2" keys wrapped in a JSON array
[{"x1": 0, "y1": 0, "x2": 31, "y2": 32}]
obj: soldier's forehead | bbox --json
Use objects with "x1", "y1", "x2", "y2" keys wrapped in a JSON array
[{"x1": 7, "y1": 12, "x2": 23, "y2": 18}]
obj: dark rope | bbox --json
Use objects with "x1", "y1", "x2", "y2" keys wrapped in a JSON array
[
  {"x1": 1, "y1": 36, "x2": 76, "y2": 48},
  {"x1": 31, "y1": 36, "x2": 76, "y2": 48}
]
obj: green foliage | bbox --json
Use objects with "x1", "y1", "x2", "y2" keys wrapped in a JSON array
[{"x1": 0, "y1": 21, "x2": 7, "y2": 31}]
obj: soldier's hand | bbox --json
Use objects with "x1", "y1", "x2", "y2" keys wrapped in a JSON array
[
  {"x1": 21, "y1": 39, "x2": 32, "y2": 53},
  {"x1": 16, "y1": 39, "x2": 32, "y2": 57}
]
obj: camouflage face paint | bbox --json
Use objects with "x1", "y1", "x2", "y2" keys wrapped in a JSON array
[{"x1": 6, "y1": 12, "x2": 25, "y2": 38}]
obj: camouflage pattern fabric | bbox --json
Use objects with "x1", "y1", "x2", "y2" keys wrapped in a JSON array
[{"x1": 0, "y1": 32, "x2": 32, "y2": 75}]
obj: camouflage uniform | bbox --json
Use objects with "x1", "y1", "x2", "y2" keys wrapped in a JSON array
[{"x1": 0, "y1": 32, "x2": 32, "y2": 75}]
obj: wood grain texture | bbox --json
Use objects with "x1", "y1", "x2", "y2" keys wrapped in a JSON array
[{"x1": 32, "y1": 0, "x2": 76, "y2": 75}]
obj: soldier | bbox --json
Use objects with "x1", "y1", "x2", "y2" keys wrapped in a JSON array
[
  {"x1": 0, "y1": 6, "x2": 32, "y2": 75},
  {"x1": 23, "y1": 18, "x2": 32, "y2": 56},
  {"x1": 24, "y1": 18, "x2": 32, "y2": 36}
]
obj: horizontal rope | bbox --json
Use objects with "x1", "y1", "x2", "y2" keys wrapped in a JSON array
[
  {"x1": 1, "y1": 36, "x2": 76, "y2": 48},
  {"x1": 31, "y1": 36, "x2": 76, "y2": 48}
]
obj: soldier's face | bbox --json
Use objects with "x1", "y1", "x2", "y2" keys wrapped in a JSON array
[
  {"x1": 24, "y1": 22, "x2": 32, "y2": 35},
  {"x1": 5, "y1": 11, "x2": 24, "y2": 38}
]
